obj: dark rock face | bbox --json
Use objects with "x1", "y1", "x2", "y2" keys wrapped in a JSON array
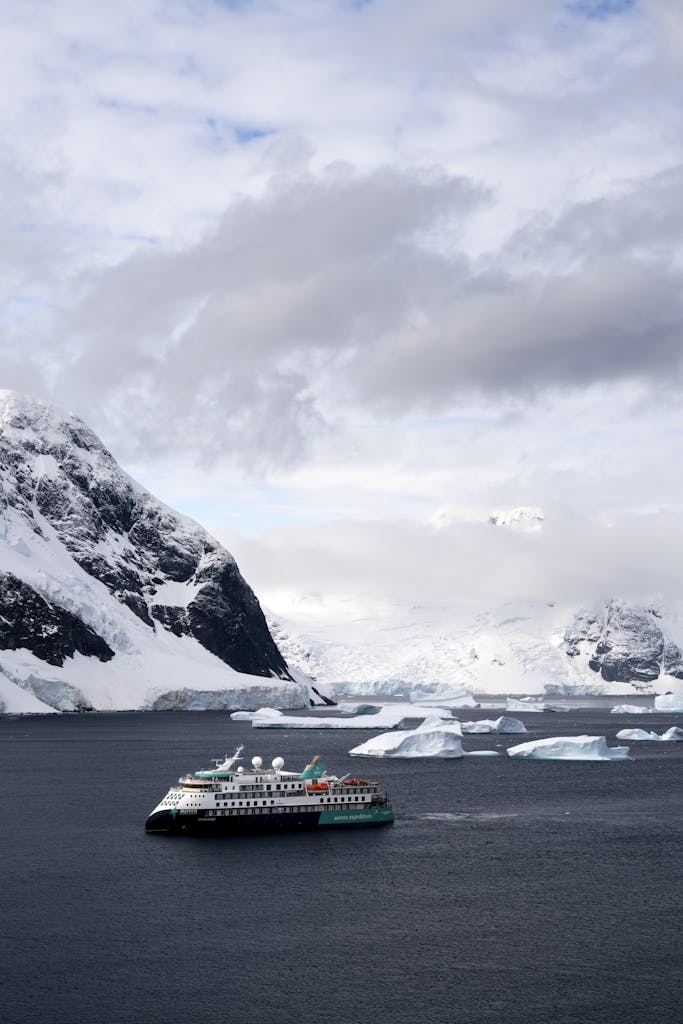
[
  {"x1": 0, "y1": 392, "x2": 292, "y2": 681},
  {"x1": 0, "y1": 573, "x2": 114, "y2": 667},
  {"x1": 564, "y1": 601, "x2": 683, "y2": 685},
  {"x1": 151, "y1": 561, "x2": 291, "y2": 677}
]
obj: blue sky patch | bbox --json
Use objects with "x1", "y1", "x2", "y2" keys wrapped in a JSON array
[{"x1": 567, "y1": 0, "x2": 636, "y2": 19}]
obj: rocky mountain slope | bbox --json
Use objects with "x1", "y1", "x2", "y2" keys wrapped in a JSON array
[{"x1": 0, "y1": 391, "x2": 328, "y2": 713}]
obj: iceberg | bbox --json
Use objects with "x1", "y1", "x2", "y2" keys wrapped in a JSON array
[
  {"x1": 349, "y1": 718, "x2": 464, "y2": 758},
  {"x1": 507, "y1": 735, "x2": 631, "y2": 761},
  {"x1": 616, "y1": 727, "x2": 683, "y2": 742},
  {"x1": 506, "y1": 698, "x2": 571, "y2": 713},
  {"x1": 460, "y1": 716, "x2": 527, "y2": 734},
  {"x1": 654, "y1": 694, "x2": 683, "y2": 713},
  {"x1": 610, "y1": 704, "x2": 652, "y2": 714},
  {"x1": 615, "y1": 728, "x2": 660, "y2": 741}
]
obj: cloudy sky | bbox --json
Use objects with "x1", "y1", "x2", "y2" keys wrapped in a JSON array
[{"x1": 1, "y1": 0, "x2": 682, "y2": 614}]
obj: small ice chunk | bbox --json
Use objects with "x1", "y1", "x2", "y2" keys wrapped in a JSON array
[
  {"x1": 654, "y1": 694, "x2": 683, "y2": 713},
  {"x1": 230, "y1": 707, "x2": 283, "y2": 722},
  {"x1": 461, "y1": 716, "x2": 527, "y2": 734},
  {"x1": 507, "y1": 735, "x2": 631, "y2": 761},
  {"x1": 662, "y1": 726, "x2": 683, "y2": 741},
  {"x1": 462, "y1": 750, "x2": 502, "y2": 757},
  {"x1": 610, "y1": 704, "x2": 652, "y2": 714},
  {"x1": 338, "y1": 703, "x2": 382, "y2": 716}
]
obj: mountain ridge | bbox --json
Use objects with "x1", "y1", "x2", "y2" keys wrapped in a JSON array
[{"x1": 0, "y1": 391, "x2": 328, "y2": 713}]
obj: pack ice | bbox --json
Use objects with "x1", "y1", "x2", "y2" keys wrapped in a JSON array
[{"x1": 506, "y1": 736, "x2": 631, "y2": 760}]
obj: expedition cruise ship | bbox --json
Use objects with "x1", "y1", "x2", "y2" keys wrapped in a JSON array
[{"x1": 145, "y1": 747, "x2": 395, "y2": 834}]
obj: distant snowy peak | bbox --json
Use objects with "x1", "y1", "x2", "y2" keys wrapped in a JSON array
[
  {"x1": 488, "y1": 506, "x2": 544, "y2": 530},
  {"x1": 0, "y1": 390, "x2": 320, "y2": 712}
]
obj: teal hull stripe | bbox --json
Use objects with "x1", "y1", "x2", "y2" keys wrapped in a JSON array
[{"x1": 318, "y1": 807, "x2": 394, "y2": 825}]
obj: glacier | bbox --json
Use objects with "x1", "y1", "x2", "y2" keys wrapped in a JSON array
[
  {"x1": 267, "y1": 592, "x2": 683, "y2": 699},
  {"x1": 507, "y1": 736, "x2": 631, "y2": 761}
]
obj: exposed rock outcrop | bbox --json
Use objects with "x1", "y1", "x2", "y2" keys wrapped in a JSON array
[
  {"x1": 564, "y1": 601, "x2": 683, "y2": 686},
  {"x1": 0, "y1": 390, "x2": 321, "y2": 712}
]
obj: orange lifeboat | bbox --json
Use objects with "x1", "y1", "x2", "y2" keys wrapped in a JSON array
[{"x1": 306, "y1": 782, "x2": 329, "y2": 792}]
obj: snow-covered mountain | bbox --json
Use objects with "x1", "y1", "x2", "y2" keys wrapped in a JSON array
[
  {"x1": 0, "y1": 391, "x2": 329, "y2": 714},
  {"x1": 266, "y1": 596, "x2": 683, "y2": 699},
  {"x1": 488, "y1": 506, "x2": 545, "y2": 531}
]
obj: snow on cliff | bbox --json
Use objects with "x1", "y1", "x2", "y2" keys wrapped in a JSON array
[
  {"x1": 0, "y1": 391, "x2": 327, "y2": 713},
  {"x1": 266, "y1": 596, "x2": 683, "y2": 699}
]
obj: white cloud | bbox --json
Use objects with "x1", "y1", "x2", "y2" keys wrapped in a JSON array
[{"x1": 0, "y1": 0, "x2": 681, "y2": 612}]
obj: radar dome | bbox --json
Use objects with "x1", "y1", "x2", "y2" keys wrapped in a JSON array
[
  {"x1": 272, "y1": 756, "x2": 285, "y2": 771},
  {"x1": 251, "y1": 756, "x2": 263, "y2": 769},
  {"x1": 237, "y1": 766, "x2": 244, "y2": 774}
]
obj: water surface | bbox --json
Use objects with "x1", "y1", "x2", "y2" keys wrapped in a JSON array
[{"x1": 1, "y1": 708, "x2": 680, "y2": 1024}]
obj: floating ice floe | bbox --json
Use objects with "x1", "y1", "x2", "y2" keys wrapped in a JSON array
[
  {"x1": 245, "y1": 703, "x2": 453, "y2": 730},
  {"x1": 616, "y1": 727, "x2": 683, "y2": 742},
  {"x1": 610, "y1": 704, "x2": 652, "y2": 715},
  {"x1": 654, "y1": 694, "x2": 683, "y2": 713},
  {"x1": 506, "y1": 698, "x2": 571, "y2": 713},
  {"x1": 506, "y1": 735, "x2": 631, "y2": 761},
  {"x1": 460, "y1": 716, "x2": 527, "y2": 734}
]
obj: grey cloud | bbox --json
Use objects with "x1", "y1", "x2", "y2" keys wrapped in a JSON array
[
  {"x1": 224, "y1": 509, "x2": 683, "y2": 610},
  {"x1": 52, "y1": 160, "x2": 683, "y2": 466},
  {"x1": 54, "y1": 165, "x2": 485, "y2": 464}
]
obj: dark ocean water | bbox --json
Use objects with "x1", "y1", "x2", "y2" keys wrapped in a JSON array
[{"x1": 1, "y1": 706, "x2": 681, "y2": 1024}]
